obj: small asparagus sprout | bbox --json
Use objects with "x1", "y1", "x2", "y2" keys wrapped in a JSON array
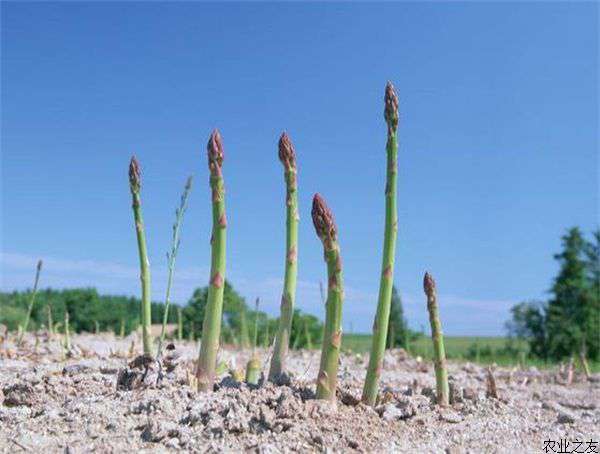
[
  {"x1": 119, "y1": 318, "x2": 125, "y2": 338},
  {"x1": 156, "y1": 175, "x2": 193, "y2": 360},
  {"x1": 197, "y1": 130, "x2": 227, "y2": 392},
  {"x1": 177, "y1": 307, "x2": 183, "y2": 341},
  {"x1": 129, "y1": 156, "x2": 152, "y2": 356},
  {"x1": 46, "y1": 304, "x2": 54, "y2": 338},
  {"x1": 269, "y1": 132, "x2": 299, "y2": 381},
  {"x1": 362, "y1": 82, "x2": 399, "y2": 406},
  {"x1": 18, "y1": 260, "x2": 43, "y2": 346},
  {"x1": 304, "y1": 318, "x2": 313, "y2": 350},
  {"x1": 95, "y1": 320, "x2": 100, "y2": 334},
  {"x1": 579, "y1": 348, "x2": 591, "y2": 379},
  {"x1": 486, "y1": 366, "x2": 499, "y2": 399},
  {"x1": 312, "y1": 194, "x2": 344, "y2": 400},
  {"x1": 246, "y1": 298, "x2": 261, "y2": 385},
  {"x1": 239, "y1": 307, "x2": 250, "y2": 349},
  {"x1": 64, "y1": 310, "x2": 71, "y2": 352},
  {"x1": 423, "y1": 272, "x2": 449, "y2": 406}
]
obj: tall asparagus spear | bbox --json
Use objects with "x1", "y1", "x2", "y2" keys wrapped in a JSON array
[
  {"x1": 423, "y1": 272, "x2": 449, "y2": 406},
  {"x1": 177, "y1": 307, "x2": 183, "y2": 341},
  {"x1": 269, "y1": 132, "x2": 299, "y2": 381},
  {"x1": 362, "y1": 82, "x2": 400, "y2": 405},
  {"x1": 18, "y1": 259, "x2": 43, "y2": 346},
  {"x1": 157, "y1": 175, "x2": 193, "y2": 360},
  {"x1": 196, "y1": 130, "x2": 227, "y2": 392},
  {"x1": 312, "y1": 194, "x2": 344, "y2": 400},
  {"x1": 129, "y1": 157, "x2": 152, "y2": 356},
  {"x1": 246, "y1": 298, "x2": 261, "y2": 385}
]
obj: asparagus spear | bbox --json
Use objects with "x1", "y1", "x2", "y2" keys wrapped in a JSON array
[
  {"x1": 312, "y1": 194, "x2": 344, "y2": 400},
  {"x1": 424, "y1": 272, "x2": 449, "y2": 406},
  {"x1": 129, "y1": 157, "x2": 152, "y2": 356},
  {"x1": 196, "y1": 130, "x2": 227, "y2": 392},
  {"x1": 269, "y1": 132, "x2": 299, "y2": 381},
  {"x1": 362, "y1": 81, "x2": 400, "y2": 405},
  {"x1": 246, "y1": 298, "x2": 261, "y2": 385},
  {"x1": 18, "y1": 260, "x2": 43, "y2": 346}
]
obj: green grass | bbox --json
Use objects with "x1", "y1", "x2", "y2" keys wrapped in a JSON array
[{"x1": 340, "y1": 333, "x2": 600, "y2": 372}]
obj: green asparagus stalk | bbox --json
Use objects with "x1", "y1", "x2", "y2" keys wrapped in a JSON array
[
  {"x1": 264, "y1": 317, "x2": 270, "y2": 347},
  {"x1": 246, "y1": 297, "x2": 261, "y2": 385},
  {"x1": 129, "y1": 156, "x2": 152, "y2": 356},
  {"x1": 312, "y1": 194, "x2": 344, "y2": 400},
  {"x1": 304, "y1": 318, "x2": 313, "y2": 350},
  {"x1": 423, "y1": 272, "x2": 449, "y2": 406},
  {"x1": 64, "y1": 310, "x2": 71, "y2": 351},
  {"x1": 239, "y1": 307, "x2": 250, "y2": 349},
  {"x1": 46, "y1": 304, "x2": 54, "y2": 337},
  {"x1": 269, "y1": 132, "x2": 299, "y2": 381},
  {"x1": 95, "y1": 320, "x2": 100, "y2": 334},
  {"x1": 362, "y1": 81, "x2": 399, "y2": 406},
  {"x1": 18, "y1": 259, "x2": 43, "y2": 346},
  {"x1": 197, "y1": 129, "x2": 227, "y2": 392},
  {"x1": 177, "y1": 307, "x2": 183, "y2": 341},
  {"x1": 119, "y1": 318, "x2": 125, "y2": 338},
  {"x1": 157, "y1": 175, "x2": 193, "y2": 360}
]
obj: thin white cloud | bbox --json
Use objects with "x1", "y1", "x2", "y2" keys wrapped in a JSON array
[{"x1": 1, "y1": 251, "x2": 515, "y2": 335}]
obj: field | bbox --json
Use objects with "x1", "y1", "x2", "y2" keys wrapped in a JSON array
[
  {"x1": 342, "y1": 334, "x2": 600, "y2": 372},
  {"x1": 1, "y1": 332, "x2": 599, "y2": 452}
]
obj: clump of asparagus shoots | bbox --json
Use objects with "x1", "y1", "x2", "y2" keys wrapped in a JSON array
[
  {"x1": 312, "y1": 194, "x2": 344, "y2": 400},
  {"x1": 129, "y1": 156, "x2": 152, "y2": 356},
  {"x1": 362, "y1": 81, "x2": 399, "y2": 406},
  {"x1": 156, "y1": 175, "x2": 193, "y2": 362},
  {"x1": 423, "y1": 271, "x2": 449, "y2": 406},
  {"x1": 18, "y1": 259, "x2": 43, "y2": 346},
  {"x1": 269, "y1": 132, "x2": 299, "y2": 381},
  {"x1": 196, "y1": 130, "x2": 227, "y2": 392},
  {"x1": 246, "y1": 298, "x2": 261, "y2": 385}
]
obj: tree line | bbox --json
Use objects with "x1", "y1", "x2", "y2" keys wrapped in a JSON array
[
  {"x1": 507, "y1": 227, "x2": 599, "y2": 362},
  {"x1": 0, "y1": 278, "x2": 414, "y2": 351}
]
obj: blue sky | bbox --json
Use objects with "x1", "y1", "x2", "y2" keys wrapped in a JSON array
[{"x1": 1, "y1": 2, "x2": 597, "y2": 335}]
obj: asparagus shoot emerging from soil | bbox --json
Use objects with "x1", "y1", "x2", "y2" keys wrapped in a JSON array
[
  {"x1": 197, "y1": 129, "x2": 227, "y2": 392},
  {"x1": 239, "y1": 307, "x2": 250, "y2": 349},
  {"x1": 362, "y1": 82, "x2": 400, "y2": 406},
  {"x1": 129, "y1": 156, "x2": 152, "y2": 356},
  {"x1": 46, "y1": 304, "x2": 54, "y2": 337},
  {"x1": 423, "y1": 272, "x2": 449, "y2": 406},
  {"x1": 246, "y1": 298, "x2": 261, "y2": 385},
  {"x1": 177, "y1": 307, "x2": 183, "y2": 341},
  {"x1": 312, "y1": 194, "x2": 344, "y2": 400},
  {"x1": 18, "y1": 259, "x2": 43, "y2": 346},
  {"x1": 157, "y1": 175, "x2": 193, "y2": 359},
  {"x1": 269, "y1": 132, "x2": 299, "y2": 381},
  {"x1": 64, "y1": 310, "x2": 71, "y2": 352}
]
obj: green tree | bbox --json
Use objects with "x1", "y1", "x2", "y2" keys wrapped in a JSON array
[
  {"x1": 546, "y1": 228, "x2": 590, "y2": 360},
  {"x1": 386, "y1": 285, "x2": 409, "y2": 349},
  {"x1": 583, "y1": 230, "x2": 600, "y2": 359},
  {"x1": 505, "y1": 300, "x2": 547, "y2": 360}
]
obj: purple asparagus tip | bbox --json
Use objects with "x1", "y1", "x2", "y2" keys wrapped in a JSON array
[
  {"x1": 384, "y1": 81, "x2": 399, "y2": 132},
  {"x1": 129, "y1": 156, "x2": 141, "y2": 192},
  {"x1": 278, "y1": 132, "x2": 296, "y2": 171},
  {"x1": 207, "y1": 129, "x2": 224, "y2": 174},
  {"x1": 36, "y1": 260, "x2": 43, "y2": 271},
  {"x1": 311, "y1": 194, "x2": 337, "y2": 242},
  {"x1": 423, "y1": 272, "x2": 436, "y2": 297}
]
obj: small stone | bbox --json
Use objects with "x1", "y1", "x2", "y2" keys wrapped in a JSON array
[
  {"x1": 440, "y1": 411, "x2": 463, "y2": 424},
  {"x1": 380, "y1": 403, "x2": 404, "y2": 422},
  {"x1": 556, "y1": 410, "x2": 576, "y2": 424},
  {"x1": 62, "y1": 364, "x2": 91, "y2": 376},
  {"x1": 2, "y1": 383, "x2": 35, "y2": 407}
]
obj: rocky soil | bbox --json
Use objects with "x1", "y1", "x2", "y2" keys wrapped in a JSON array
[{"x1": 1, "y1": 333, "x2": 599, "y2": 453}]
